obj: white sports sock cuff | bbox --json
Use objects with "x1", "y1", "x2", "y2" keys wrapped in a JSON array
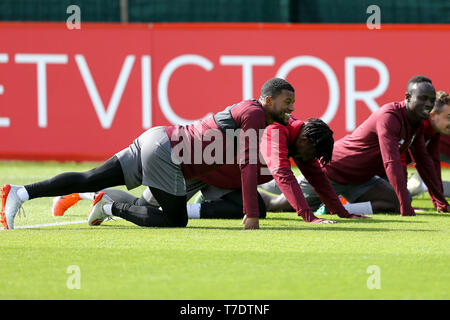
[
  {"x1": 17, "y1": 187, "x2": 29, "y2": 202},
  {"x1": 343, "y1": 201, "x2": 373, "y2": 214},
  {"x1": 187, "y1": 203, "x2": 201, "y2": 219},
  {"x1": 103, "y1": 203, "x2": 113, "y2": 216},
  {"x1": 79, "y1": 192, "x2": 96, "y2": 200}
]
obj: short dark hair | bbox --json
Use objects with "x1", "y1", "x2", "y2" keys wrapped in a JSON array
[
  {"x1": 260, "y1": 78, "x2": 294, "y2": 99},
  {"x1": 433, "y1": 90, "x2": 450, "y2": 113},
  {"x1": 406, "y1": 75, "x2": 433, "y2": 93},
  {"x1": 302, "y1": 118, "x2": 334, "y2": 166}
]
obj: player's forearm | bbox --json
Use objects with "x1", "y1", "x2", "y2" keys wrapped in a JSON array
[
  {"x1": 270, "y1": 167, "x2": 320, "y2": 222},
  {"x1": 384, "y1": 161, "x2": 415, "y2": 216},
  {"x1": 240, "y1": 164, "x2": 260, "y2": 218}
]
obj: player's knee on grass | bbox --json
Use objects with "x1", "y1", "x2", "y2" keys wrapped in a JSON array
[
  {"x1": 112, "y1": 187, "x2": 188, "y2": 228},
  {"x1": 149, "y1": 187, "x2": 188, "y2": 227},
  {"x1": 355, "y1": 181, "x2": 400, "y2": 213},
  {"x1": 166, "y1": 210, "x2": 188, "y2": 227}
]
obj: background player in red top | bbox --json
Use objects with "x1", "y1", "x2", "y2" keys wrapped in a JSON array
[
  {"x1": 255, "y1": 117, "x2": 368, "y2": 223},
  {"x1": 1, "y1": 78, "x2": 295, "y2": 230},
  {"x1": 405, "y1": 91, "x2": 450, "y2": 203},
  {"x1": 260, "y1": 75, "x2": 449, "y2": 216}
]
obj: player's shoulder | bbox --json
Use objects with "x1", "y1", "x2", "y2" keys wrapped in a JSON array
[
  {"x1": 376, "y1": 101, "x2": 406, "y2": 120},
  {"x1": 230, "y1": 99, "x2": 266, "y2": 124},
  {"x1": 380, "y1": 101, "x2": 406, "y2": 112},
  {"x1": 232, "y1": 99, "x2": 264, "y2": 114}
]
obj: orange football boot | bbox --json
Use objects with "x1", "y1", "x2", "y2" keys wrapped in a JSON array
[
  {"x1": 1, "y1": 184, "x2": 11, "y2": 229},
  {"x1": 52, "y1": 193, "x2": 82, "y2": 216},
  {"x1": 339, "y1": 196, "x2": 348, "y2": 205}
]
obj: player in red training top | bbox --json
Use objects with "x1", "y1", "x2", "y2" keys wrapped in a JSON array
[
  {"x1": 404, "y1": 91, "x2": 450, "y2": 203},
  {"x1": 257, "y1": 117, "x2": 368, "y2": 223},
  {"x1": 1, "y1": 78, "x2": 295, "y2": 230},
  {"x1": 260, "y1": 75, "x2": 449, "y2": 216}
]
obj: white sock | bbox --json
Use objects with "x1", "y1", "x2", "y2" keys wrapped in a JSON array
[
  {"x1": 187, "y1": 203, "x2": 201, "y2": 219},
  {"x1": 343, "y1": 201, "x2": 373, "y2": 214},
  {"x1": 79, "y1": 192, "x2": 96, "y2": 200},
  {"x1": 17, "y1": 187, "x2": 29, "y2": 202},
  {"x1": 102, "y1": 203, "x2": 113, "y2": 216}
]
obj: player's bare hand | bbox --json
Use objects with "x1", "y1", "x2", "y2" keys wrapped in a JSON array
[
  {"x1": 241, "y1": 215, "x2": 259, "y2": 229},
  {"x1": 312, "y1": 218, "x2": 337, "y2": 224}
]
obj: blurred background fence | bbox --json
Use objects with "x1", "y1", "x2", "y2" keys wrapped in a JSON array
[{"x1": 1, "y1": 0, "x2": 450, "y2": 23}]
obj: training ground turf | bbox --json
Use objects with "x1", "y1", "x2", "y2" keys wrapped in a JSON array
[{"x1": 0, "y1": 161, "x2": 449, "y2": 300}]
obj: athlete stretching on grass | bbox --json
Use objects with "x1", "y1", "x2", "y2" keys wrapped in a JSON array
[
  {"x1": 53, "y1": 117, "x2": 368, "y2": 223},
  {"x1": 1, "y1": 78, "x2": 295, "y2": 230},
  {"x1": 51, "y1": 178, "x2": 269, "y2": 221},
  {"x1": 51, "y1": 166, "x2": 271, "y2": 221},
  {"x1": 259, "y1": 75, "x2": 450, "y2": 216}
]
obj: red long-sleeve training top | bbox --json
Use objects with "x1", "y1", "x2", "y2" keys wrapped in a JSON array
[
  {"x1": 165, "y1": 99, "x2": 267, "y2": 218},
  {"x1": 260, "y1": 117, "x2": 352, "y2": 221},
  {"x1": 324, "y1": 101, "x2": 448, "y2": 216}
]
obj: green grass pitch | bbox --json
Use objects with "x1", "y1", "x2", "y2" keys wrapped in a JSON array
[{"x1": 0, "y1": 160, "x2": 449, "y2": 300}]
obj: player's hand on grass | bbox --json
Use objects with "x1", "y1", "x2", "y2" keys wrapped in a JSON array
[
  {"x1": 241, "y1": 215, "x2": 260, "y2": 229},
  {"x1": 311, "y1": 218, "x2": 337, "y2": 224},
  {"x1": 437, "y1": 205, "x2": 450, "y2": 213}
]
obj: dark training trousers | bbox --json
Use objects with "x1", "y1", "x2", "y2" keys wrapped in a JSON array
[
  {"x1": 24, "y1": 156, "x2": 188, "y2": 228},
  {"x1": 200, "y1": 189, "x2": 267, "y2": 219},
  {"x1": 104, "y1": 187, "x2": 267, "y2": 221}
]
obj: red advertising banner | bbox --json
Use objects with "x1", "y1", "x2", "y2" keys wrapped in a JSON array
[{"x1": 1, "y1": 22, "x2": 450, "y2": 161}]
